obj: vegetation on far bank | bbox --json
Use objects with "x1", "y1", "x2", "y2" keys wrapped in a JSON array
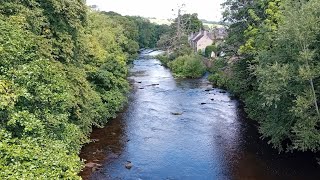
[
  {"x1": 156, "y1": 12, "x2": 208, "y2": 78},
  {"x1": 211, "y1": 0, "x2": 320, "y2": 152},
  {"x1": 156, "y1": 48, "x2": 207, "y2": 79},
  {"x1": 168, "y1": 54, "x2": 206, "y2": 78}
]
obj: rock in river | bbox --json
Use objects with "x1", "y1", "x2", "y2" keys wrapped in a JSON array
[
  {"x1": 85, "y1": 162, "x2": 102, "y2": 172},
  {"x1": 125, "y1": 161, "x2": 133, "y2": 169},
  {"x1": 171, "y1": 112, "x2": 183, "y2": 115}
]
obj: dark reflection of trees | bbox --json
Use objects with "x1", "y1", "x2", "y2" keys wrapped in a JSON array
[
  {"x1": 230, "y1": 102, "x2": 320, "y2": 180},
  {"x1": 79, "y1": 110, "x2": 127, "y2": 179},
  {"x1": 175, "y1": 76, "x2": 210, "y2": 89}
]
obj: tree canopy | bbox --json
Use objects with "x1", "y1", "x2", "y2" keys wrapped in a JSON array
[
  {"x1": 210, "y1": 0, "x2": 320, "y2": 152},
  {"x1": 0, "y1": 1, "x2": 167, "y2": 178}
]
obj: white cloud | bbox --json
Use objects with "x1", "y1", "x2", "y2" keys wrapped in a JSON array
[{"x1": 86, "y1": 0, "x2": 225, "y2": 21}]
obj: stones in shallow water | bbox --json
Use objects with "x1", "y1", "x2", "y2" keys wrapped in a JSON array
[
  {"x1": 230, "y1": 95, "x2": 236, "y2": 100},
  {"x1": 171, "y1": 112, "x2": 183, "y2": 115},
  {"x1": 85, "y1": 162, "x2": 98, "y2": 168},
  {"x1": 211, "y1": 98, "x2": 215, "y2": 101},
  {"x1": 201, "y1": 103, "x2": 207, "y2": 105},
  {"x1": 92, "y1": 149, "x2": 103, "y2": 155},
  {"x1": 92, "y1": 166, "x2": 101, "y2": 172},
  {"x1": 205, "y1": 88, "x2": 215, "y2": 92},
  {"x1": 91, "y1": 139, "x2": 99, "y2": 142},
  {"x1": 219, "y1": 90, "x2": 227, "y2": 93},
  {"x1": 107, "y1": 153, "x2": 119, "y2": 159},
  {"x1": 146, "y1": 83, "x2": 160, "y2": 86},
  {"x1": 85, "y1": 162, "x2": 102, "y2": 172},
  {"x1": 125, "y1": 161, "x2": 133, "y2": 169},
  {"x1": 139, "y1": 87, "x2": 144, "y2": 89}
]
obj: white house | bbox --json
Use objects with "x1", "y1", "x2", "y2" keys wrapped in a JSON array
[{"x1": 188, "y1": 28, "x2": 227, "y2": 53}]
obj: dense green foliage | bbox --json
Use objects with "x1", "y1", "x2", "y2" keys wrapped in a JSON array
[
  {"x1": 133, "y1": 16, "x2": 170, "y2": 48},
  {"x1": 101, "y1": 11, "x2": 140, "y2": 60},
  {"x1": 102, "y1": 12, "x2": 170, "y2": 52},
  {"x1": 156, "y1": 55, "x2": 172, "y2": 67},
  {"x1": 0, "y1": 1, "x2": 167, "y2": 178},
  {"x1": 168, "y1": 54, "x2": 206, "y2": 78},
  {"x1": 157, "y1": 12, "x2": 203, "y2": 52},
  {"x1": 213, "y1": 0, "x2": 320, "y2": 152},
  {"x1": 156, "y1": 12, "x2": 205, "y2": 78},
  {"x1": 205, "y1": 45, "x2": 217, "y2": 58},
  {"x1": 208, "y1": 58, "x2": 228, "y2": 87},
  {"x1": 171, "y1": 13, "x2": 204, "y2": 34}
]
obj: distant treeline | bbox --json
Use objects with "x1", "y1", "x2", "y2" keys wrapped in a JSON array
[
  {"x1": 104, "y1": 11, "x2": 170, "y2": 51},
  {"x1": 200, "y1": 19, "x2": 223, "y2": 25}
]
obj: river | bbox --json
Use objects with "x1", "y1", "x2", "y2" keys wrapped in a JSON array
[{"x1": 80, "y1": 51, "x2": 320, "y2": 180}]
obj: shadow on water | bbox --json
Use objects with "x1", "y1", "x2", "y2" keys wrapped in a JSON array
[
  {"x1": 79, "y1": 112, "x2": 127, "y2": 179},
  {"x1": 227, "y1": 105, "x2": 320, "y2": 180},
  {"x1": 80, "y1": 51, "x2": 320, "y2": 180}
]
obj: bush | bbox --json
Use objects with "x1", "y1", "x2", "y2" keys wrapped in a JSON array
[
  {"x1": 208, "y1": 58, "x2": 227, "y2": 73},
  {"x1": 156, "y1": 54, "x2": 171, "y2": 67},
  {"x1": 0, "y1": 131, "x2": 82, "y2": 179},
  {"x1": 168, "y1": 54, "x2": 206, "y2": 78},
  {"x1": 205, "y1": 45, "x2": 217, "y2": 58},
  {"x1": 208, "y1": 72, "x2": 228, "y2": 88},
  {"x1": 208, "y1": 58, "x2": 228, "y2": 87}
]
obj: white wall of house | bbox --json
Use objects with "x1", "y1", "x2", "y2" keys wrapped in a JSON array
[{"x1": 196, "y1": 36, "x2": 213, "y2": 52}]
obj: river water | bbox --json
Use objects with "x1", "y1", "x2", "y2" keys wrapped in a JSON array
[{"x1": 80, "y1": 51, "x2": 320, "y2": 180}]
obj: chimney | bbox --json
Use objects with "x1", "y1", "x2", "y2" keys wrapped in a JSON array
[{"x1": 188, "y1": 32, "x2": 194, "y2": 41}]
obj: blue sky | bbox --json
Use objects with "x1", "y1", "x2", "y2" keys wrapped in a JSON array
[{"x1": 86, "y1": 0, "x2": 225, "y2": 21}]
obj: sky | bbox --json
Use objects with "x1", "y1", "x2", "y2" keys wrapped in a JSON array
[{"x1": 86, "y1": 0, "x2": 225, "y2": 22}]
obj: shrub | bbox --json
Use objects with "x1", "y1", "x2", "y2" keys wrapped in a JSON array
[
  {"x1": 208, "y1": 58, "x2": 228, "y2": 87},
  {"x1": 156, "y1": 54, "x2": 171, "y2": 67},
  {"x1": 168, "y1": 54, "x2": 206, "y2": 78},
  {"x1": 205, "y1": 45, "x2": 217, "y2": 58}
]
